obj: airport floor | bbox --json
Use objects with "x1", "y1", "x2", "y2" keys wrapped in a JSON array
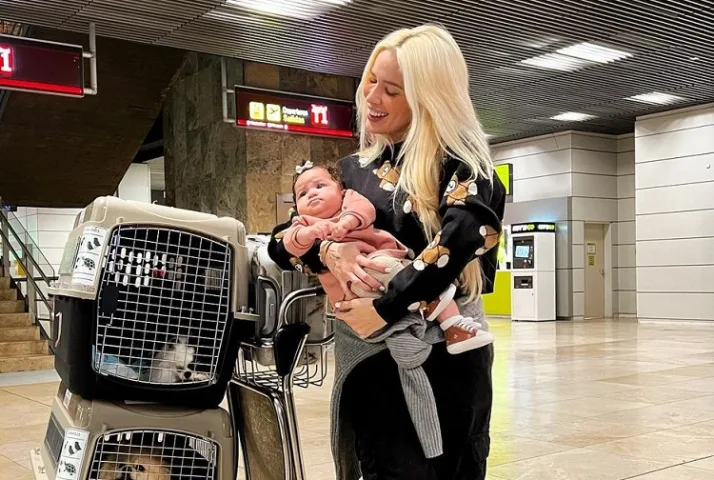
[{"x1": 1, "y1": 318, "x2": 714, "y2": 480}]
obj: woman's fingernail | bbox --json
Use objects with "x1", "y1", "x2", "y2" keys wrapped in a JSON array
[
  {"x1": 335, "y1": 302, "x2": 341, "y2": 310},
  {"x1": 385, "y1": 267, "x2": 392, "y2": 273},
  {"x1": 379, "y1": 286, "x2": 386, "y2": 292}
]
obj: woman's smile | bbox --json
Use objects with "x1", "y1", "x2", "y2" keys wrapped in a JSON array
[{"x1": 368, "y1": 109, "x2": 389, "y2": 123}]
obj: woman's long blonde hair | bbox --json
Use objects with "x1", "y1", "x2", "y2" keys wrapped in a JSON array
[{"x1": 356, "y1": 24, "x2": 495, "y2": 302}]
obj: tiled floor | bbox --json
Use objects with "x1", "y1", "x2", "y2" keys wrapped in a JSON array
[{"x1": 3, "y1": 318, "x2": 714, "y2": 479}]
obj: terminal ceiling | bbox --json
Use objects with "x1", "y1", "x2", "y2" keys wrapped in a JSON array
[{"x1": 1, "y1": 0, "x2": 713, "y2": 143}]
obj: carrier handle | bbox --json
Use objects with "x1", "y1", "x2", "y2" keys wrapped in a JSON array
[{"x1": 276, "y1": 285, "x2": 325, "y2": 332}]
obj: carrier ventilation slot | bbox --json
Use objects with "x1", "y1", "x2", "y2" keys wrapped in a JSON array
[{"x1": 44, "y1": 413, "x2": 65, "y2": 470}]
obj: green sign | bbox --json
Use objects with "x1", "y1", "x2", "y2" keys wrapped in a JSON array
[{"x1": 494, "y1": 163, "x2": 512, "y2": 196}]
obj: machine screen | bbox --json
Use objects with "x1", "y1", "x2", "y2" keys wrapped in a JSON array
[{"x1": 512, "y1": 236, "x2": 535, "y2": 269}]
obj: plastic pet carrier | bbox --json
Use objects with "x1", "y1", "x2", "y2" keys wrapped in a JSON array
[
  {"x1": 29, "y1": 383, "x2": 235, "y2": 480},
  {"x1": 50, "y1": 196, "x2": 249, "y2": 407},
  {"x1": 244, "y1": 235, "x2": 332, "y2": 368}
]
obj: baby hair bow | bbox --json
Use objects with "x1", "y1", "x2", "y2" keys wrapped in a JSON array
[{"x1": 295, "y1": 160, "x2": 314, "y2": 175}]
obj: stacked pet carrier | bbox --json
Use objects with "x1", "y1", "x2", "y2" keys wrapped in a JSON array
[{"x1": 30, "y1": 196, "x2": 247, "y2": 480}]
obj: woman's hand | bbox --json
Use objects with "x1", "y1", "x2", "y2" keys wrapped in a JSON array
[
  {"x1": 335, "y1": 298, "x2": 387, "y2": 338},
  {"x1": 322, "y1": 242, "x2": 389, "y2": 298}
]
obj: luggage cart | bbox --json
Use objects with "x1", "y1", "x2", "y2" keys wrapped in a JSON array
[{"x1": 230, "y1": 285, "x2": 334, "y2": 480}]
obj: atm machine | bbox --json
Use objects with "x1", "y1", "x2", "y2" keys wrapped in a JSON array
[{"x1": 510, "y1": 222, "x2": 556, "y2": 321}]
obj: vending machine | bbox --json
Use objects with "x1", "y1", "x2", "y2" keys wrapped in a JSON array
[{"x1": 510, "y1": 222, "x2": 556, "y2": 321}]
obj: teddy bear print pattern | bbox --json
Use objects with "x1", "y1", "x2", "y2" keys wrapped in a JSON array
[
  {"x1": 444, "y1": 173, "x2": 479, "y2": 206},
  {"x1": 373, "y1": 161, "x2": 401, "y2": 192},
  {"x1": 412, "y1": 233, "x2": 450, "y2": 271}
]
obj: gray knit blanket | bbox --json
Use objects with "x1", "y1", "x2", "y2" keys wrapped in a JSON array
[{"x1": 330, "y1": 297, "x2": 487, "y2": 480}]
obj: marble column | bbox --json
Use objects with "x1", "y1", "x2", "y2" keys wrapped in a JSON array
[{"x1": 164, "y1": 53, "x2": 357, "y2": 233}]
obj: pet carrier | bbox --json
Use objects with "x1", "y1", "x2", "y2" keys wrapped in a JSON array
[
  {"x1": 245, "y1": 235, "x2": 332, "y2": 368},
  {"x1": 230, "y1": 286, "x2": 334, "y2": 480},
  {"x1": 29, "y1": 383, "x2": 235, "y2": 480},
  {"x1": 50, "y1": 196, "x2": 249, "y2": 407}
]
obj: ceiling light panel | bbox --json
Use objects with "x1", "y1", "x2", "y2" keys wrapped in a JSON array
[
  {"x1": 520, "y1": 42, "x2": 633, "y2": 72},
  {"x1": 550, "y1": 112, "x2": 597, "y2": 122},
  {"x1": 225, "y1": 0, "x2": 351, "y2": 20},
  {"x1": 520, "y1": 53, "x2": 592, "y2": 72},
  {"x1": 556, "y1": 42, "x2": 632, "y2": 64},
  {"x1": 626, "y1": 91, "x2": 687, "y2": 105}
]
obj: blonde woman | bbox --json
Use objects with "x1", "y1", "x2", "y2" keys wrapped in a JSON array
[{"x1": 268, "y1": 24, "x2": 505, "y2": 480}]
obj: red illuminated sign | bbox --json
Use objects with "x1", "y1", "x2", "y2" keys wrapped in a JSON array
[
  {"x1": 0, "y1": 46, "x2": 13, "y2": 75},
  {"x1": 235, "y1": 86, "x2": 355, "y2": 138},
  {"x1": 0, "y1": 34, "x2": 84, "y2": 97}
]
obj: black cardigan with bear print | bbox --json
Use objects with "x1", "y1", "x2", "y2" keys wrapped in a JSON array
[{"x1": 267, "y1": 142, "x2": 507, "y2": 326}]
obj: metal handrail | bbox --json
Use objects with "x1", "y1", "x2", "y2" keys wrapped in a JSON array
[
  {"x1": 0, "y1": 222, "x2": 54, "y2": 311},
  {"x1": 0, "y1": 203, "x2": 57, "y2": 347}
]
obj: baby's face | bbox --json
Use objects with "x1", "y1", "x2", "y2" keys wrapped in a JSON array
[{"x1": 294, "y1": 167, "x2": 342, "y2": 218}]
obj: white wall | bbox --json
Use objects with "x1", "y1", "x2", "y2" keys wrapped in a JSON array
[
  {"x1": 14, "y1": 207, "x2": 81, "y2": 274},
  {"x1": 635, "y1": 103, "x2": 714, "y2": 323},
  {"x1": 12, "y1": 207, "x2": 81, "y2": 318},
  {"x1": 117, "y1": 163, "x2": 152, "y2": 204},
  {"x1": 614, "y1": 135, "x2": 637, "y2": 316},
  {"x1": 569, "y1": 133, "x2": 619, "y2": 318},
  {"x1": 492, "y1": 132, "x2": 573, "y2": 317},
  {"x1": 492, "y1": 131, "x2": 573, "y2": 203},
  {"x1": 492, "y1": 131, "x2": 624, "y2": 319}
]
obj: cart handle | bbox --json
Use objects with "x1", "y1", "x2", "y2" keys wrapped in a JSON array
[{"x1": 276, "y1": 285, "x2": 325, "y2": 332}]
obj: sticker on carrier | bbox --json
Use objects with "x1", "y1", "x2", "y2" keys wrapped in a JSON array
[
  {"x1": 57, "y1": 428, "x2": 89, "y2": 480},
  {"x1": 72, "y1": 226, "x2": 108, "y2": 287}
]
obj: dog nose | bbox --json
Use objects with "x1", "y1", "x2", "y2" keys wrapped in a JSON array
[
  {"x1": 183, "y1": 370, "x2": 192, "y2": 380},
  {"x1": 119, "y1": 465, "x2": 133, "y2": 480}
]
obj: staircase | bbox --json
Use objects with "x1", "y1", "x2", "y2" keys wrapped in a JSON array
[{"x1": 0, "y1": 267, "x2": 53, "y2": 373}]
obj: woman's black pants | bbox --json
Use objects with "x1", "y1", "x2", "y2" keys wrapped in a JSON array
[{"x1": 343, "y1": 341, "x2": 494, "y2": 480}]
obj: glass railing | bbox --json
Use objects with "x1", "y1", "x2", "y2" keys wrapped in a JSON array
[
  {"x1": 0, "y1": 198, "x2": 57, "y2": 347},
  {"x1": 4, "y1": 208, "x2": 56, "y2": 280}
]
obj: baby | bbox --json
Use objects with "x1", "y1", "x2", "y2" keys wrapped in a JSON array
[{"x1": 281, "y1": 160, "x2": 494, "y2": 354}]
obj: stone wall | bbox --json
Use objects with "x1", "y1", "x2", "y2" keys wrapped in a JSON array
[{"x1": 164, "y1": 54, "x2": 357, "y2": 233}]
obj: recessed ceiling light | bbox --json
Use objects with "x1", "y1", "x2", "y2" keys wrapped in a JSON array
[
  {"x1": 550, "y1": 112, "x2": 597, "y2": 122},
  {"x1": 520, "y1": 41, "x2": 632, "y2": 72},
  {"x1": 225, "y1": 0, "x2": 351, "y2": 19},
  {"x1": 626, "y1": 92, "x2": 687, "y2": 105},
  {"x1": 520, "y1": 53, "x2": 591, "y2": 72},
  {"x1": 556, "y1": 42, "x2": 632, "y2": 64}
]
